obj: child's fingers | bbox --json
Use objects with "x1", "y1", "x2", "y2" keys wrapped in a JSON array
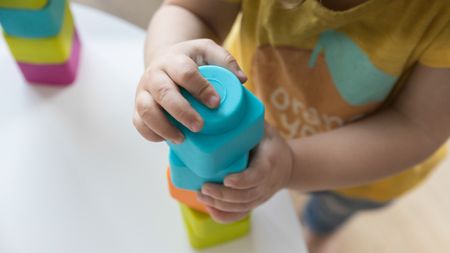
[
  {"x1": 163, "y1": 55, "x2": 220, "y2": 109},
  {"x1": 132, "y1": 112, "x2": 164, "y2": 142},
  {"x1": 224, "y1": 165, "x2": 265, "y2": 189},
  {"x1": 201, "y1": 183, "x2": 260, "y2": 203},
  {"x1": 197, "y1": 192, "x2": 258, "y2": 213},
  {"x1": 206, "y1": 206, "x2": 249, "y2": 224},
  {"x1": 135, "y1": 91, "x2": 184, "y2": 143},
  {"x1": 145, "y1": 70, "x2": 204, "y2": 133},
  {"x1": 196, "y1": 39, "x2": 247, "y2": 83},
  {"x1": 224, "y1": 126, "x2": 275, "y2": 189}
]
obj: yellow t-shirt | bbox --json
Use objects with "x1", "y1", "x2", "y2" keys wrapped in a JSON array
[{"x1": 224, "y1": 0, "x2": 450, "y2": 202}]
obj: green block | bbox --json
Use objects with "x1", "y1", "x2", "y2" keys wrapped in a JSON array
[
  {"x1": 180, "y1": 204, "x2": 251, "y2": 249},
  {"x1": 0, "y1": 0, "x2": 47, "y2": 9}
]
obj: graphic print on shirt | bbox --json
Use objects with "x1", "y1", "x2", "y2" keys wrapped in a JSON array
[{"x1": 251, "y1": 29, "x2": 398, "y2": 139}]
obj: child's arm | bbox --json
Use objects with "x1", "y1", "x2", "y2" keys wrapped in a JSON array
[
  {"x1": 134, "y1": 0, "x2": 245, "y2": 144},
  {"x1": 144, "y1": 0, "x2": 240, "y2": 65},
  {"x1": 199, "y1": 64, "x2": 450, "y2": 223},
  {"x1": 286, "y1": 64, "x2": 450, "y2": 192}
]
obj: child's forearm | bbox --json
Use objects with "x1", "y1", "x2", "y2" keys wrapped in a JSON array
[
  {"x1": 287, "y1": 64, "x2": 450, "y2": 193},
  {"x1": 145, "y1": 5, "x2": 215, "y2": 67},
  {"x1": 287, "y1": 107, "x2": 443, "y2": 192},
  {"x1": 144, "y1": 1, "x2": 239, "y2": 67}
]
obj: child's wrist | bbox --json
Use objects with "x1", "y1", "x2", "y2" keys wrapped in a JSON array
[
  {"x1": 285, "y1": 140, "x2": 308, "y2": 192},
  {"x1": 278, "y1": 139, "x2": 295, "y2": 191}
]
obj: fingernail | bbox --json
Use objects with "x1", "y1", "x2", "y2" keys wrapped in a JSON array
[
  {"x1": 207, "y1": 94, "x2": 219, "y2": 108},
  {"x1": 172, "y1": 134, "x2": 184, "y2": 144},
  {"x1": 224, "y1": 178, "x2": 236, "y2": 187},
  {"x1": 189, "y1": 120, "x2": 202, "y2": 132},
  {"x1": 237, "y1": 70, "x2": 246, "y2": 79}
]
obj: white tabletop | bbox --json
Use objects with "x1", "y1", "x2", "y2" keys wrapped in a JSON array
[{"x1": 0, "y1": 4, "x2": 307, "y2": 253}]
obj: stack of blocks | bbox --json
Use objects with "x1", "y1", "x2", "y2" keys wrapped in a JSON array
[
  {"x1": 0, "y1": 0, "x2": 81, "y2": 85},
  {"x1": 166, "y1": 65, "x2": 265, "y2": 249}
]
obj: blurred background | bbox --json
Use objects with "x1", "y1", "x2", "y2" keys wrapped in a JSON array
[
  {"x1": 70, "y1": 1, "x2": 450, "y2": 252},
  {"x1": 73, "y1": 0, "x2": 161, "y2": 28}
]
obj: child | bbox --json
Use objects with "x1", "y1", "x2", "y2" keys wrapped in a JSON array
[{"x1": 133, "y1": 0, "x2": 450, "y2": 251}]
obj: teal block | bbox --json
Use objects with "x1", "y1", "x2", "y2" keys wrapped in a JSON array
[
  {"x1": 167, "y1": 65, "x2": 265, "y2": 178},
  {"x1": 0, "y1": 0, "x2": 66, "y2": 38},
  {"x1": 169, "y1": 149, "x2": 248, "y2": 190}
]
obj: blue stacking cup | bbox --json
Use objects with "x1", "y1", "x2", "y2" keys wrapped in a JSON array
[{"x1": 168, "y1": 65, "x2": 264, "y2": 190}]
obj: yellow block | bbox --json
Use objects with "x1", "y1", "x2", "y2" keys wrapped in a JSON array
[
  {"x1": 180, "y1": 204, "x2": 250, "y2": 249},
  {"x1": 3, "y1": 3, "x2": 74, "y2": 64},
  {"x1": 0, "y1": 0, "x2": 47, "y2": 9}
]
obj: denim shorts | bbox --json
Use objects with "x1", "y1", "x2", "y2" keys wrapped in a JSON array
[{"x1": 301, "y1": 191, "x2": 390, "y2": 235}]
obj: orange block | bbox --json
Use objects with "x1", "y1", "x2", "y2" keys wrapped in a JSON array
[{"x1": 167, "y1": 168, "x2": 208, "y2": 214}]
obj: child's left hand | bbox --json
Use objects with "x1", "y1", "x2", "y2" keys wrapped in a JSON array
[{"x1": 197, "y1": 123, "x2": 294, "y2": 224}]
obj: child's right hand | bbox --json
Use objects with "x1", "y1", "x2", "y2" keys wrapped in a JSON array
[{"x1": 133, "y1": 39, "x2": 247, "y2": 144}]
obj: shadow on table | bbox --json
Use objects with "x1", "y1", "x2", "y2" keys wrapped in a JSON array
[{"x1": 29, "y1": 84, "x2": 68, "y2": 99}]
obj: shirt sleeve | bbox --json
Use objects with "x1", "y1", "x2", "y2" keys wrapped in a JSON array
[{"x1": 419, "y1": 20, "x2": 450, "y2": 68}]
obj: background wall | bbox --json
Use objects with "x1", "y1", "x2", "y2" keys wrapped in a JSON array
[{"x1": 73, "y1": 0, "x2": 162, "y2": 28}]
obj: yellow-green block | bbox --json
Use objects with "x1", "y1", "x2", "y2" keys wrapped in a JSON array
[
  {"x1": 3, "y1": 3, "x2": 74, "y2": 64},
  {"x1": 0, "y1": 0, "x2": 47, "y2": 9},
  {"x1": 180, "y1": 204, "x2": 251, "y2": 249}
]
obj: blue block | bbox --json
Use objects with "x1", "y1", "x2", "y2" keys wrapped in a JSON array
[
  {"x1": 167, "y1": 65, "x2": 265, "y2": 178},
  {"x1": 169, "y1": 150, "x2": 249, "y2": 191},
  {"x1": 0, "y1": 0, "x2": 66, "y2": 38}
]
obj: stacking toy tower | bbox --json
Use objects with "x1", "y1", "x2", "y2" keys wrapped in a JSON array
[
  {"x1": 166, "y1": 65, "x2": 265, "y2": 249},
  {"x1": 0, "y1": 0, "x2": 81, "y2": 85}
]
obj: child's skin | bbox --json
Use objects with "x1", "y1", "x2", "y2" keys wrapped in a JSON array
[{"x1": 134, "y1": 0, "x2": 450, "y2": 228}]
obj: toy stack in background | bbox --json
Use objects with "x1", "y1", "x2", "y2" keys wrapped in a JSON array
[
  {"x1": 166, "y1": 65, "x2": 265, "y2": 249},
  {"x1": 0, "y1": 0, "x2": 81, "y2": 85}
]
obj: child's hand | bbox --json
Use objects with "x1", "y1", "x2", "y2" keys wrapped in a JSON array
[
  {"x1": 133, "y1": 39, "x2": 247, "y2": 144},
  {"x1": 197, "y1": 124, "x2": 294, "y2": 224}
]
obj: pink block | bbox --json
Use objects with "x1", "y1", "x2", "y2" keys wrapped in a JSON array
[{"x1": 17, "y1": 31, "x2": 81, "y2": 86}]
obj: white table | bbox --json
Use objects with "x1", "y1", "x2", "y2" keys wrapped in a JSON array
[{"x1": 0, "y1": 4, "x2": 307, "y2": 253}]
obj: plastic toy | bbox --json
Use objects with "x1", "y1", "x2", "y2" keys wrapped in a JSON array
[
  {"x1": 3, "y1": 4, "x2": 74, "y2": 64},
  {"x1": 1, "y1": 0, "x2": 81, "y2": 86},
  {"x1": 169, "y1": 150, "x2": 248, "y2": 190},
  {"x1": 16, "y1": 31, "x2": 80, "y2": 85},
  {"x1": 168, "y1": 65, "x2": 264, "y2": 184},
  {"x1": 180, "y1": 204, "x2": 250, "y2": 249},
  {"x1": 167, "y1": 168, "x2": 208, "y2": 213},
  {"x1": 165, "y1": 65, "x2": 264, "y2": 249},
  {"x1": 0, "y1": 0, "x2": 66, "y2": 38},
  {"x1": 0, "y1": 0, "x2": 47, "y2": 9}
]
